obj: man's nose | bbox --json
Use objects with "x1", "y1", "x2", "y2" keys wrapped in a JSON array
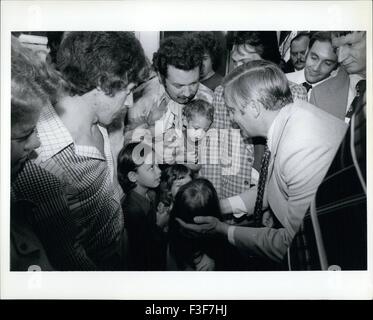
[
  {"x1": 25, "y1": 130, "x2": 41, "y2": 152},
  {"x1": 311, "y1": 61, "x2": 321, "y2": 71},
  {"x1": 337, "y1": 46, "x2": 348, "y2": 64},
  {"x1": 124, "y1": 92, "x2": 134, "y2": 107},
  {"x1": 182, "y1": 86, "x2": 191, "y2": 97}
]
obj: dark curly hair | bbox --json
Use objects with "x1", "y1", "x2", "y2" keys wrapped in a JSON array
[
  {"x1": 228, "y1": 31, "x2": 281, "y2": 65},
  {"x1": 56, "y1": 32, "x2": 149, "y2": 96},
  {"x1": 193, "y1": 31, "x2": 222, "y2": 71},
  {"x1": 117, "y1": 142, "x2": 154, "y2": 194},
  {"x1": 183, "y1": 99, "x2": 214, "y2": 124},
  {"x1": 153, "y1": 34, "x2": 204, "y2": 79}
]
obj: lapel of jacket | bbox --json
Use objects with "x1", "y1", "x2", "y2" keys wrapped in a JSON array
[{"x1": 325, "y1": 67, "x2": 350, "y2": 119}]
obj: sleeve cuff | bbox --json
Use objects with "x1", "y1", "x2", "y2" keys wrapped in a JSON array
[{"x1": 227, "y1": 195, "x2": 248, "y2": 217}]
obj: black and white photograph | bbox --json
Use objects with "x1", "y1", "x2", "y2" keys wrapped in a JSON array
[{"x1": 1, "y1": 0, "x2": 372, "y2": 300}]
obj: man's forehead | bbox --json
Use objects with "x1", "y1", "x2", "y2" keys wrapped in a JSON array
[
  {"x1": 332, "y1": 31, "x2": 365, "y2": 47},
  {"x1": 309, "y1": 40, "x2": 337, "y2": 60},
  {"x1": 291, "y1": 37, "x2": 309, "y2": 50},
  {"x1": 166, "y1": 65, "x2": 199, "y2": 83}
]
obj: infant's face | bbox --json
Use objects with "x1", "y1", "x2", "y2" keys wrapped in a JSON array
[
  {"x1": 186, "y1": 116, "x2": 211, "y2": 142},
  {"x1": 171, "y1": 175, "x2": 192, "y2": 198}
]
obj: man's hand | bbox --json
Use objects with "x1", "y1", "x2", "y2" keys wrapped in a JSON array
[{"x1": 175, "y1": 216, "x2": 228, "y2": 238}]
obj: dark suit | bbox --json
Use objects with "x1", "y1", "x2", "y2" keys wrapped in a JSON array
[
  {"x1": 290, "y1": 89, "x2": 367, "y2": 270},
  {"x1": 309, "y1": 67, "x2": 350, "y2": 120}
]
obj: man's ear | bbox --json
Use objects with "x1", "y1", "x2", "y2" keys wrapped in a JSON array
[
  {"x1": 247, "y1": 100, "x2": 261, "y2": 119},
  {"x1": 128, "y1": 171, "x2": 137, "y2": 183},
  {"x1": 98, "y1": 73, "x2": 110, "y2": 93}
]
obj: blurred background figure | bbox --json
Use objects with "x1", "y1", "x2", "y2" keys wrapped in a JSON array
[
  {"x1": 10, "y1": 35, "x2": 64, "y2": 270},
  {"x1": 193, "y1": 31, "x2": 224, "y2": 91}
]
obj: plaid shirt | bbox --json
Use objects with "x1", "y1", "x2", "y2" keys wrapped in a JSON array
[
  {"x1": 12, "y1": 104, "x2": 125, "y2": 270},
  {"x1": 200, "y1": 82, "x2": 307, "y2": 199}
]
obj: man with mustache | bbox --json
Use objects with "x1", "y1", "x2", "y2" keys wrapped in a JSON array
[
  {"x1": 287, "y1": 32, "x2": 310, "y2": 72},
  {"x1": 309, "y1": 31, "x2": 366, "y2": 123},
  {"x1": 286, "y1": 32, "x2": 342, "y2": 100},
  {"x1": 126, "y1": 34, "x2": 213, "y2": 163}
]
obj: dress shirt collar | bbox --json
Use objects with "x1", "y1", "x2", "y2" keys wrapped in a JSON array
[
  {"x1": 36, "y1": 103, "x2": 74, "y2": 161},
  {"x1": 36, "y1": 104, "x2": 106, "y2": 162}
]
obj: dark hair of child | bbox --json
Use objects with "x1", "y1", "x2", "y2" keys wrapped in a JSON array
[
  {"x1": 168, "y1": 178, "x2": 223, "y2": 270},
  {"x1": 183, "y1": 99, "x2": 214, "y2": 124},
  {"x1": 117, "y1": 141, "x2": 153, "y2": 194},
  {"x1": 159, "y1": 164, "x2": 193, "y2": 205}
]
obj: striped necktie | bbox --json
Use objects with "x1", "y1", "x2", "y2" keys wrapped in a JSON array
[
  {"x1": 345, "y1": 80, "x2": 366, "y2": 120},
  {"x1": 253, "y1": 144, "x2": 271, "y2": 227}
]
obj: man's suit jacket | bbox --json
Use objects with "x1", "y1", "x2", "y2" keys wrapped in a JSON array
[
  {"x1": 235, "y1": 100, "x2": 347, "y2": 263},
  {"x1": 309, "y1": 67, "x2": 350, "y2": 120},
  {"x1": 290, "y1": 89, "x2": 367, "y2": 270}
]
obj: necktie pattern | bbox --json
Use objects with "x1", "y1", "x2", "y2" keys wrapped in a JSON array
[
  {"x1": 253, "y1": 144, "x2": 271, "y2": 227},
  {"x1": 302, "y1": 82, "x2": 312, "y2": 93},
  {"x1": 345, "y1": 80, "x2": 366, "y2": 120}
]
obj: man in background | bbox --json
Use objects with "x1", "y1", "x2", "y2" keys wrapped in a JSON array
[
  {"x1": 286, "y1": 32, "x2": 341, "y2": 100},
  {"x1": 310, "y1": 31, "x2": 366, "y2": 122}
]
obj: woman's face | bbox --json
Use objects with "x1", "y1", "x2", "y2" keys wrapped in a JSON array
[{"x1": 11, "y1": 111, "x2": 41, "y2": 178}]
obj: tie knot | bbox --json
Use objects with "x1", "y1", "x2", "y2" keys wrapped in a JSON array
[{"x1": 302, "y1": 82, "x2": 312, "y2": 93}]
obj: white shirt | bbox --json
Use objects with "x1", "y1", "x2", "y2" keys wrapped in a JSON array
[{"x1": 286, "y1": 68, "x2": 339, "y2": 100}]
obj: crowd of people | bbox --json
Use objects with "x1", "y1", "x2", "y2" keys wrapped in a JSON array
[{"x1": 10, "y1": 30, "x2": 366, "y2": 271}]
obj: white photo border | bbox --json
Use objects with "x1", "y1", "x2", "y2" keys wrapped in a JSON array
[{"x1": 1, "y1": 0, "x2": 372, "y2": 300}]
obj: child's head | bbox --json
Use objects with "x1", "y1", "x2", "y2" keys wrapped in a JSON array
[
  {"x1": 172, "y1": 178, "x2": 221, "y2": 223},
  {"x1": 117, "y1": 142, "x2": 161, "y2": 194},
  {"x1": 162, "y1": 164, "x2": 193, "y2": 199},
  {"x1": 183, "y1": 99, "x2": 214, "y2": 141},
  {"x1": 168, "y1": 178, "x2": 222, "y2": 269}
]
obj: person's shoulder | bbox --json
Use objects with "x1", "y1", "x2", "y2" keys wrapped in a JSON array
[
  {"x1": 197, "y1": 83, "x2": 214, "y2": 103},
  {"x1": 287, "y1": 100, "x2": 347, "y2": 135},
  {"x1": 288, "y1": 81, "x2": 307, "y2": 100},
  {"x1": 122, "y1": 191, "x2": 148, "y2": 215},
  {"x1": 11, "y1": 161, "x2": 67, "y2": 211},
  {"x1": 313, "y1": 67, "x2": 349, "y2": 93}
]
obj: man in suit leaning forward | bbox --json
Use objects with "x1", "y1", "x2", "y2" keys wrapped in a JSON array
[{"x1": 177, "y1": 60, "x2": 347, "y2": 268}]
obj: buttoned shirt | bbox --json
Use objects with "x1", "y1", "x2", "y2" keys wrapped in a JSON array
[
  {"x1": 200, "y1": 82, "x2": 308, "y2": 199},
  {"x1": 127, "y1": 76, "x2": 213, "y2": 132},
  {"x1": 12, "y1": 104, "x2": 125, "y2": 270}
]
